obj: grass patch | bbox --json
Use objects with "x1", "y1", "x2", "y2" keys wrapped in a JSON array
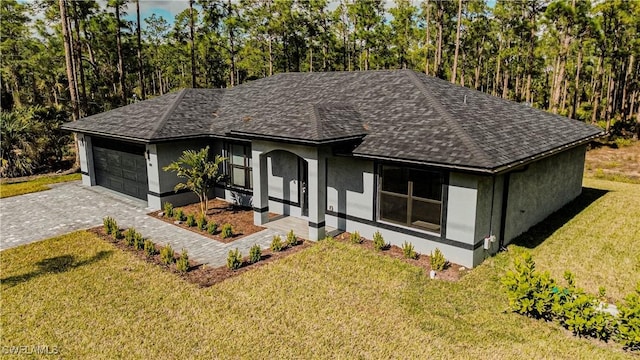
[
  {"x1": 510, "y1": 178, "x2": 640, "y2": 302},
  {"x1": 0, "y1": 173, "x2": 81, "y2": 198},
  {"x1": 2, "y1": 176, "x2": 637, "y2": 360}
]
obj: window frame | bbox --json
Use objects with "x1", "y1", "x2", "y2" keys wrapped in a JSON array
[
  {"x1": 377, "y1": 165, "x2": 444, "y2": 234},
  {"x1": 224, "y1": 142, "x2": 253, "y2": 190}
]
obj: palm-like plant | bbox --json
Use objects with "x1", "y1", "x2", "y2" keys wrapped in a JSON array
[{"x1": 163, "y1": 146, "x2": 226, "y2": 216}]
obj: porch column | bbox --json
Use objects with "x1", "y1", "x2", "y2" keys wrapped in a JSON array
[
  {"x1": 252, "y1": 149, "x2": 269, "y2": 225},
  {"x1": 307, "y1": 152, "x2": 326, "y2": 240},
  {"x1": 78, "y1": 134, "x2": 95, "y2": 186}
]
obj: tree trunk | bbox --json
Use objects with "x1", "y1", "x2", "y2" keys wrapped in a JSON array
[
  {"x1": 227, "y1": 0, "x2": 236, "y2": 86},
  {"x1": 494, "y1": 38, "x2": 502, "y2": 96},
  {"x1": 591, "y1": 55, "x2": 603, "y2": 124},
  {"x1": 451, "y1": 0, "x2": 462, "y2": 84},
  {"x1": 71, "y1": 1, "x2": 87, "y2": 115},
  {"x1": 268, "y1": 36, "x2": 273, "y2": 76},
  {"x1": 605, "y1": 71, "x2": 614, "y2": 133},
  {"x1": 189, "y1": 0, "x2": 197, "y2": 88},
  {"x1": 423, "y1": 0, "x2": 430, "y2": 75},
  {"x1": 115, "y1": 2, "x2": 126, "y2": 104},
  {"x1": 571, "y1": 49, "x2": 582, "y2": 119},
  {"x1": 136, "y1": 0, "x2": 146, "y2": 99},
  {"x1": 59, "y1": 0, "x2": 79, "y2": 169},
  {"x1": 435, "y1": 3, "x2": 443, "y2": 77}
]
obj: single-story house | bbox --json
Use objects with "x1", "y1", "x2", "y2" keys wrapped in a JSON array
[{"x1": 63, "y1": 70, "x2": 602, "y2": 267}]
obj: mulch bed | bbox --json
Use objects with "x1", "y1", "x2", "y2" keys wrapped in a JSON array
[
  {"x1": 148, "y1": 199, "x2": 264, "y2": 244},
  {"x1": 333, "y1": 232, "x2": 466, "y2": 282},
  {"x1": 90, "y1": 226, "x2": 311, "y2": 288}
]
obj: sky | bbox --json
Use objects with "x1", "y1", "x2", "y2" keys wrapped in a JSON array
[{"x1": 22, "y1": 0, "x2": 496, "y2": 29}]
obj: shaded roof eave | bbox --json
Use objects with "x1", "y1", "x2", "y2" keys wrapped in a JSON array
[
  {"x1": 228, "y1": 130, "x2": 365, "y2": 145},
  {"x1": 353, "y1": 132, "x2": 603, "y2": 175}
]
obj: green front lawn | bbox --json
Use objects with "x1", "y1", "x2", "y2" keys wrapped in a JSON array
[
  {"x1": 1, "y1": 179, "x2": 637, "y2": 358},
  {"x1": 0, "y1": 173, "x2": 80, "y2": 198}
]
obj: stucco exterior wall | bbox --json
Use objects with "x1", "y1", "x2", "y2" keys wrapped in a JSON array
[
  {"x1": 472, "y1": 175, "x2": 504, "y2": 265},
  {"x1": 78, "y1": 134, "x2": 95, "y2": 186},
  {"x1": 267, "y1": 150, "x2": 302, "y2": 216},
  {"x1": 503, "y1": 145, "x2": 586, "y2": 243},
  {"x1": 325, "y1": 156, "x2": 479, "y2": 267},
  {"x1": 147, "y1": 139, "x2": 217, "y2": 209}
]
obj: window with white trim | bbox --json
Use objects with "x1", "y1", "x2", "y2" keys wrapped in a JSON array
[{"x1": 378, "y1": 165, "x2": 443, "y2": 233}]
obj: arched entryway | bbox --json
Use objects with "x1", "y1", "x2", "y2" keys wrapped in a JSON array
[
  {"x1": 251, "y1": 140, "x2": 328, "y2": 241},
  {"x1": 263, "y1": 150, "x2": 308, "y2": 218}
]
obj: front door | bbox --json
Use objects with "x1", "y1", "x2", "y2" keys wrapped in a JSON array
[{"x1": 299, "y1": 158, "x2": 308, "y2": 217}]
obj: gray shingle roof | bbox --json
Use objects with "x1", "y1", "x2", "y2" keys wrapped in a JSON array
[
  {"x1": 62, "y1": 89, "x2": 224, "y2": 142},
  {"x1": 63, "y1": 70, "x2": 602, "y2": 172}
]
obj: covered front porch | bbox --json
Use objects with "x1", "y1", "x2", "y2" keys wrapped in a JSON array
[
  {"x1": 250, "y1": 140, "x2": 330, "y2": 241},
  {"x1": 264, "y1": 215, "x2": 340, "y2": 240}
]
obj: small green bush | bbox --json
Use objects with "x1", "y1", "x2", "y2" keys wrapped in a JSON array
[
  {"x1": 349, "y1": 231, "x2": 362, "y2": 244},
  {"x1": 221, "y1": 223, "x2": 233, "y2": 239},
  {"x1": 402, "y1": 241, "x2": 418, "y2": 259},
  {"x1": 271, "y1": 235, "x2": 283, "y2": 252},
  {"x1": 160, "y1": 244, "x2": 175, "y2": 265},
  {"x1": 207, "y1": 222, "x2": 218, "y2": 234},
  {"x1": 186, "y1": 213, "x2": 196, "y2": 227},
  {"x1": 249, "y1": 244, "x2": 262, "y2": 264},
  {"x1": 552, "y1": 272, "x2": 615, "y2": 340},
  {"x1": 133, "y1": 231, "x2": 145, "y2": 250},
  {"x1": 176, "y1": 249, "x2": 189, "y2": 273},
  {"x1": 163, "y1": 202, "x2": 174, "y2": 218},
  {"x1": 286, "y1": 230, "x2": 298, "y2": 247},
  {"x1": 227, "y1": 248, "x2": 242, "y2": 270},
  {"x1": 502, "y1": 253, "x2": 560, "y2": 320},
  {"x1": 196, "y1": 214, "x2": 207, "y2": 230},
  {"x1": 373, "y1": 231, "x2": 386, "y2": 251},
  {"x1": 174, "y1": 209, "x2": 185, "y2": 222},
  {"x1": 430, "y1": 248, "x2": 447, "y2": 271},
  {"x1": 113, "y1": 228, "x2": 123, "y2": 240},
  {"x1": 144, "y1": 239, "x2": 157, "y2": 257},
  {"x1": 124, "y1": 228, "x2": 136, "y2": 246},
  {"x1": 103, "y1": 217, "x2": 118, "y2": 236},
  {"x1": 502, "y1": 254, "x2": 629, "y2": 344},
  {"x1": 616, "y1": 283, "x2": 640, "y2": 351},
  {"x1": 614, "y1": 138, "x2": 633, "y2": 148}
]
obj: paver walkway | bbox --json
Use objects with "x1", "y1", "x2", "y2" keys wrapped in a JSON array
[{"x1": 0, "y1": 182, "x2": 288, "y2": 267}]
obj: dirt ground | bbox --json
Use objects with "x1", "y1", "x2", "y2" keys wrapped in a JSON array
[
  {"x1": 584, "y1": 140, "x2": 640, "y2": 181},
  {"x1": 149, "y1": 199, "x2": 264, "y2": 243}
]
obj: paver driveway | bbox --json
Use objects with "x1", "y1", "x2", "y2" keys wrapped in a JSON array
[{"x1": 0, "y1": 181, "x2": 284, "y2": 266}]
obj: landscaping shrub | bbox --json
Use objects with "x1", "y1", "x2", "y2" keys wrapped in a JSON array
[
  {"x1": 113, "y1": 228, "x2": 123, "y2": 240},
  {"x1": 124, "y1": 228, "x2": 136, "y2": 247},
  {"x1": 186, "y1": 213, "x2": 196, "y2": 227},
  {"x1": 270, "y1": 235, "x2": 283, "y2": 252},
  {"x1": 103, "y1": 216, "x2": 117, "y2": 235},
  {"x1": 430, "y1": 248, "x2": 447, "y2": 271},
  {"x1": 227, "y1": 248, "x2": 242, "y2": 270},
  {"x1": 402, "y1": 241, "x2": 418, "y2": 259},
  {"x1": 501, "y1": 253, "x2": 556, "y2": 320},
  {"x1": 249, "y1": 244, "x2": 262, "y2": 264},
  {"x1": 221, "y1": 223, "x2": 233, "y2": 239},
  {"x1": 373, "y1": 231, "x2": 386, "y2": 251},
  {"x1": 144, "y1": 239, "x2": 157, "y2": 257},
  {"x1": 176, "y1": 249, "x2": 189, "y2": 273},
  {"x1": 502, "y1": 254, "x2": 629, "y2": 346},
  {"x1": 207, "y1": 222, "x2": 218, "y2": 235},
  {"x1": 133, "y1": 231, "x2": 145, "y2": 250},
  {"x1": 616, "y1": 283, "x2": 640, "y2": 351},
  {"x1": 160, "y1": 244, "x2": 175, "y2": 265},
  {"x1": 286, "y1": 230, "x2": 297, "y2": 247},
  {"x1": 196, "y1": 214, "x2": 207, "y2": 230},
  {"x1": 163, "y1": 202, "x2": 174, "y2": 218},
  {"x1": 349, "y1": 231, "x2": 362, "y2": 244},
  {"x1": 174, "y1": 209, "x2": 185, "y2": 222}
]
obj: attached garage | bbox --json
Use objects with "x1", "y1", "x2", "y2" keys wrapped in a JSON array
[{"x1": 92, "y1": 138, "x2": 148, "y2": 200}]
